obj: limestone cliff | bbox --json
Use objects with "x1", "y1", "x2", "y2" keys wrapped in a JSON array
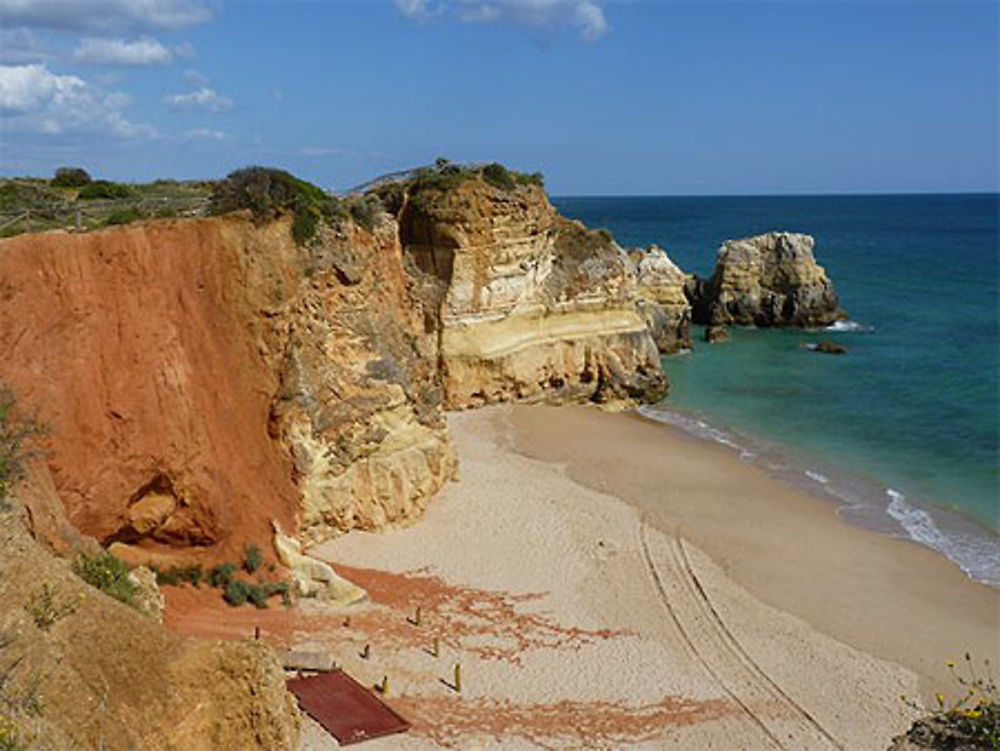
[
  {"x1": 0, "y1": 169, "x2": 668, "y2": 554},
  {"x1": 627, "y1": 245, "x2": 693, "y2": 353},
  {"x1": 690, "y1": 232, "x2": 845, "y2": 335},
  {"x1": 396, "y1": 177, "x2": 667, "y2": 407}
]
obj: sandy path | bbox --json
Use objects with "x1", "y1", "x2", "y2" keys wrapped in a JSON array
[{"x1": 297, "y1": 405, "x2": 918, "y2": 750}]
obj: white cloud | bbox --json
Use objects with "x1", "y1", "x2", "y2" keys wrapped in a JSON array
[
  {"x1": 165, "y1": 86, "x2": 233, "y2": 112},
  {"x1": 184, "y1": 127, "x2": 226, "y2": 141},
  {"x1": 396, "y1": 0, "x2": 436, "y2": 20},
  {"x1": 73, "y1": 37, "x2": 172, "y2": 66},
  {"x1": 0, "y1": 0, "x2": 213, "y2": 32},
  {"x1": 396, "y1": 0, "x2": 609, "y2": 40},
  {"x1": 0, "y1": 63, "x2": 156, "y2": 138},
  {"x1": 183, "y1": 68, "x2": 208, "y2": 87}
]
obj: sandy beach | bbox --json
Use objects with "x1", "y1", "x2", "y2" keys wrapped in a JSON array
[{"x1": 269, "y1": 402, "x2": 1000, "y2": 749}]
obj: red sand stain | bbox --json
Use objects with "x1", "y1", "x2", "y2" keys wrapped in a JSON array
[
  {"x1": 332, "y1": 563, "x2": 631, "y2": 663},
  {"x1": 391, "y1": 694, "x2": 733, "y2": 750},
  {"x1": 162, "y1": 585, "x2": 341, "y2": 648}
]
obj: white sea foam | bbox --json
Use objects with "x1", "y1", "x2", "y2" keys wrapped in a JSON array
[
  {"x1": 825, "y1": 320, "x2": 874, "y2": 333},
  {"x1": 886, "y1": 489, "x2": 947, "y2": 547},
  {"x1": 638, "y1": 405, "x2": 1000, "y2": 589}
]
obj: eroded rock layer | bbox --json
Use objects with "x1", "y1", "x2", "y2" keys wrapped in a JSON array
[
  {"x1": 399, "y1": 180, "x2": 668, "y2": 407},
  {"x1": 691, "y1": 231, "x2": 845, "y2": 330}
]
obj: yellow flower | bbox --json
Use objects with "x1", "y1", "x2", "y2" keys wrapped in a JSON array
[{"x1": 935, "y1": 693, "x2": 945, "y2": 706}]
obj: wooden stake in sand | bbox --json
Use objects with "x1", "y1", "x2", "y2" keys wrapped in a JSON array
[
  {"x1": 361, "y1": 643, "x2": 370, "y2": 660},
  {"x1": 453, "y1": 663, "x2": 461, "y2": 693},
  {"x1": 432, "y1": 637, "x2": 439, "y2": 657},
  {"x1": 408, "y1": 605, "x2": 422, "y2": 626},
  {"x1": 343, "y1": 615, "x2": 351, "y2": 628},
  {"x1": 375, "y1": 675, "x2": 389, "y2": 696}
]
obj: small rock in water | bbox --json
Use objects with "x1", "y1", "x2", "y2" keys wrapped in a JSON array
[
  {"x1": 813, "y1": 339, "x2": 847, "y2": 355},
  {"x1": 705, "y1": 325, "x2": 729, "y2": 343}
]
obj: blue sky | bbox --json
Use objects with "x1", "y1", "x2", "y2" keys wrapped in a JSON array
[{"x1": 0, "y1": 0, "x2": 996, "y2": 195}]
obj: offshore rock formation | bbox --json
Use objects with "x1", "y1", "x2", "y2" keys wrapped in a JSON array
[
  {"x1": 398, "y1": 179, "x2": 667, "y2": 407},
  {"x1": 690, "y1": 232, "x2": 845, "y2": 334},
  {"x1": 627, "y1": 245, "x2": 693, "y2": 353},
  {"x1": 0, "y1": 498, "x2": 300, "y2": 751}
]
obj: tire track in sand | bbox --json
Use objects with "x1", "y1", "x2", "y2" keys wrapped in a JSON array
[{"x1": 639, "y1": 521, "x2": 844, "y2": 751}]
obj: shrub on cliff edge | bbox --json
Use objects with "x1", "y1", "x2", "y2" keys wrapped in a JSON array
[{"x1": 210, "y1": 166, "x2": 345, "y2": 245}]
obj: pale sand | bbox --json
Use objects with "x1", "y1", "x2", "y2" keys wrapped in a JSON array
[{"x1": 295, "y1": 404, "x2": 986, "y2": 750}]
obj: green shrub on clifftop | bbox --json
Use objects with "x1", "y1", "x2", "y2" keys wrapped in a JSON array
[
  {"x1": 51, "y1": 167, "x2": 91, "y2": 188},
  {"x1": 78, "y1": 180, "x2": 132, "y2": 200},
  {"x1": 210, "y1": 166, "x2": 345, "y2": 245}
]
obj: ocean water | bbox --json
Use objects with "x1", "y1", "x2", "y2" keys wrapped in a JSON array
[{"x1": 553, "y1": 194, "x2": 1000, "y2": 587}]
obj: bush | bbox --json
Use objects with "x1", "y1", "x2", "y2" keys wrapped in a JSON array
[
  {"x1": 0, "y1": 385, "x2": 46, "y2": 504},
  {"x1": 481, "y1": 162, "x2": 516, "y2": 192},
  {"x1": 347, "y1": 195, "x2": 382, "y2": 234},
  {"x1": 78, "y1": 180, "x2": 132, "y2": 200},
  {"x1": 210, "y1": 166, "x2": 342, "y2": 245},
  {"x1": 243, "y1": 544, "x2": 263, "y2": 574},
  {"x1": 223, "y1": 579, "x2": 249, "y2": 606},
  {"x1": 902, "y1": 655, "x2": 1000, "y2": 749},
  {"x1": 104, "y1": 207, "x2": 144, "y2": 226},
  {"x1": 209, "y1": 562, "x2": 238, "y2": 588},
  {"x1": 152, "y1": 564, "x2": 203, "y2": 587},
  {"x1": 51, "y1": 167, "x2": 91, "y2": 188},
  {"x1": 72, "y1": 551, "x2": 136, "y2": 606}
]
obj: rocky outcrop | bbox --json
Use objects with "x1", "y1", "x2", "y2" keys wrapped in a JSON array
[
  {"x1": 0, "y1": 214, "x2": 455, "y2": 557},
  {"x1": 265, "y1": 218, "x2": 457, "y2": 542},
  {"x1": 398, "y1": 179, "x2": 667, "y2": 407},
  {"x1": 814, "y1": 339, "x2": 847, "y2": 355},
  {"x1": 0, "y1": 497, "x2": 300, "y2": 751},
  {"x1": 627, "y1": 245, "x2": 692, "y2": 353},
  {"x1": 690, "y1": 232, "x2": 845, "y2": 333}
]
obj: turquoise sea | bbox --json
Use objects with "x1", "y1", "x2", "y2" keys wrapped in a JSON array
[{"x1": 554, "y1": 194, "x2": 1000, "y2": 587}]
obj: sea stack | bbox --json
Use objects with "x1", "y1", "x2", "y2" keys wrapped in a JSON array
[
  {"x1": 690, "y1": 231, "x2": 846, "y2": 335},
  {"x1": 627, "y1": 245, "x2": 693, "y2": 354}
]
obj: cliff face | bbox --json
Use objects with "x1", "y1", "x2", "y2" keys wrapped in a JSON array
[
  {"x1": 399, "y1": 180, "x2": 667, "y2": 407},
  {"x1": 0, "y1": 175, "x2": 668, "y2": 555},
  {"x1": 691, "y1": 232, "x2": 844, "y2": 331},
  {"x1": 0, "y1": 215, "x2": 456, "y2": 557},
  {"x1": 0, "y1": 219, "x2": 302, "y2": 562},
  {"x1": 627, "y1": 246, "x2": 693, "y2": 353},
  {"x1": 267, "y1": 218, "x2": 457, "y2": 543}
]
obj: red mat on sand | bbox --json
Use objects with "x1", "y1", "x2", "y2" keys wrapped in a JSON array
[{"x1": 287, "y1": 670, "x2": 410, "y2": 746}]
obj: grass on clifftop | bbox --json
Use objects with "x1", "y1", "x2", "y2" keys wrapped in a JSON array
[{"x1": 0, "y1": 172, "x2": 212, "y2": 237}]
